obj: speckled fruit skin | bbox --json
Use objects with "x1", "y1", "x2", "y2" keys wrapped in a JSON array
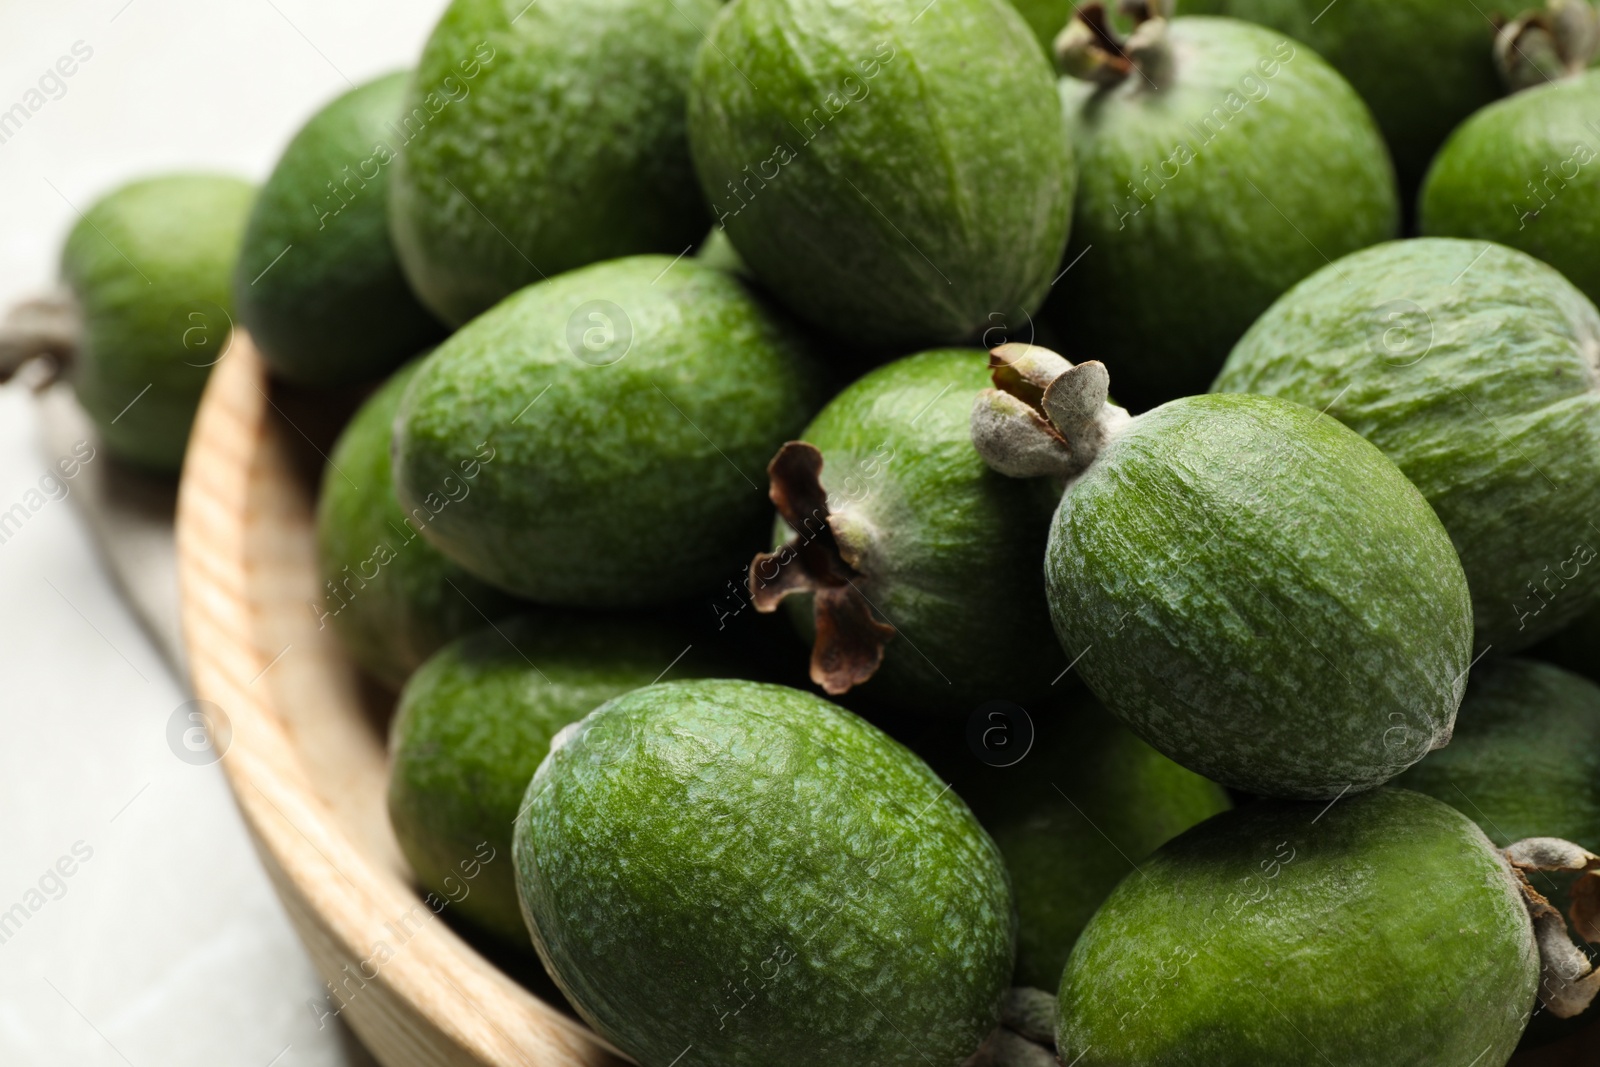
[
  {"x1": 62, "y1": 174, "x2": 254, "y2": 472},
  {"x1": 388, "y1": 615, "x2": 719, "y2": 943},
  {"x1": 235, "y1": 72, "x2": 444, "y2": 387},
  {"x1": 515, "y1": 679, "x2": 1015, "y2": 1067},
  {"x1": 1214, "y1": 238, "x2": 1600, "y2": 653},
  {"x1": 780, "y1": 349, "x2": 1062, "y2": 711},
  {"x1": 315, "y1": 360, "x2": 517, "y2": 688},
  {"x1": 1175, "y1": 0, "x2": 1528, "y2": 195},
  {"x1": 1056, "y1": 789, "x2": 1538, "y2": 1066},
  {"x1": 1047, "y1": 393, "x2": 1473, "y2": 799},
  {"x1": 1421, "y1": 71, "x2": 1600, "y2": 309},
  {"x1": 957, "y1": 699, "x2": 1230, "y2": 990},
  {"x1": 1049, "y1": 17, "x2": 1397, "y2": 408},
  {"x1": 389, "y1": 0, "x2": 715, "y2": 326},
  {"x1": 687, "y1": 0, "x2": 1073, "y2": 352},
  {"x1": 1397, "y1": 657, "x2": 1600, "y2": 1046},
  {"x1": 393, "y1": 256, "x2": 827, "y2": 607}
]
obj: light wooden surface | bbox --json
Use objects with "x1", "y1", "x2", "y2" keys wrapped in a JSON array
[{"x1": 174, "y1": 332, "x2": 624, "y2": 1067}]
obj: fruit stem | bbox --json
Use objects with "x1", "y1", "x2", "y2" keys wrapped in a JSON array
[
  {"x1": 1505, "y1": 837, "x2": 1600, "y2": 1018},
  {"x1": 0, "y1": 291, "x2": 77, "y2": 390},
  {"x1": 1055, "y1": 1, "x2": 1177, "y2": 90},
  {"x1": 1494, "y1": 0, "x2": 1600, "y2": 91},
  {"x1": 969, "y1": 344, "x2": 1132, "y2": 484},
  {"x1": 747, "y1": 442, "x2": 895, "y2": 696}
]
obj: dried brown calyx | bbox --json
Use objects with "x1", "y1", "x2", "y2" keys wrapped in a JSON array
[
  {"x1": 969, "y1": 343, "x2": 1131, "y2": 483},
  {"x1": 0, "y1": 291, "x2": 78, "y2": 390},
  {"x1": 1055, "y1": 0, "x2": 1176, "y2": 90},
  {"x1": 747, "y1": 441, "x2": 895, "y2": 696},
  {"x1": 1494, "y1": 0, "x2": 1600, "y2": 92},
  {"x1": 1505, "y1": 837, "x2": 1600, "y2": 1018}
]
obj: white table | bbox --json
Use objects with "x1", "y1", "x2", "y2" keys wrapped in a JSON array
[{"x1": 0, "y1": 2, "x2": 447, "y2": 1062}]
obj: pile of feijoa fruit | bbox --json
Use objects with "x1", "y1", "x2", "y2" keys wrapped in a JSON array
[{"x1": 24, "y1": 0, "x2": 1600, "y2": 1061}]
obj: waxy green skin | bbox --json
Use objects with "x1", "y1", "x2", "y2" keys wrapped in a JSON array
[
  {"x1": 390, "y1": 0, "x2": 715, "y2": 326},
  {"x1": 516, "y1": 679, "x2": 1015, "y2": 1067},
  {"x1": 1047, "y1": 393, "x2": 1472, "y2": 799},
  {"x1": 1050, "y1": 18, "x2": 1397, "y2": 407},
  {"x1": 1057, "y1": 789, "x2": 1538, "y2": 1066},
  {"x1": 1421, "y1": 71, "x2": 1600, "y2": 309},
  {"x1": 1175, "y1": 0, "x2": 1527, "y2": 195},
  {"x1": 235, "y1": 72, "x2": 443, "y2": 387},
  {"x1": 394, "y1": 256, "x2": 827, "y2": 607},
  {"x1": 388, "y1": 616, "x2": 719, "y2": 943},
  {"x1": 1214, "y1": 239, "x2": 1600, "y2": 653},
  {"x1": 777, "y1": 349, "x2": 1061, "y2": 711},
  {"x1": 957, "y1": 699, "x2": 1230, "y2": 990},
  {"x1": 687, "y1": 0, "x2": 1074, "y2": 351},
  {"x1": 62, "y1": 174, "x2": 254, "y2": 472},
  {"x1": 316, "y1": 360, "x2": 516, "y2": 689}
]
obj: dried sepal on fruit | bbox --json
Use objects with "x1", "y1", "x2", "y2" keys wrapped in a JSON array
[
  {"x1": 974, "y1": 344, "x2": 1473, "y2": 798},
  {"x1": 749, "y1": 350, "x2": 1062, "y2": 712},
  {"x1": 1492, "y1": 0, "x2": 1599, "y2": 91},
  {"x1": 970, "y1": 343, "x2": 1130, "y2": 482},
  {"x1": 0, "y1": 292, "x2": 77, "y2": 389},
  {"x1": 748, "y1": 441, "x2": 895, "y2": 696},
  {"x1": 1504, "y1": 837, "x2": 1600, "y2": 1018},
  {"x1": 1044, "y1": 4, "x2": 1397, "y2": 406}
]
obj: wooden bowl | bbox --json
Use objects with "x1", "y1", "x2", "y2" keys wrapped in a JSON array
[
  {"x1": 176, "y1": 333, "x2": 623, "y2": 1067},
  {"x1": 176, "y1": 333, "x2": 1600, "y2": 1067}
]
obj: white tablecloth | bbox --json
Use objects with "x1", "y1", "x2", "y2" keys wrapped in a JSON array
[{"x1": 0, "y1": 2, "x2": 448, "y2": 1062}]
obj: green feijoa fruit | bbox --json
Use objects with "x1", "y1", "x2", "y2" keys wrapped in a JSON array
[
  {"x1": 61, "y1": 173, "x2": 254, "y2": 472},
  {"x1": 389, "y1": 0, "x2": 715, "y2": 326},
  {"x1": 752, "y1": 349, "x2": 1061, "y2": 712},
  {"x1": 971, "y1": 346, "x2": 1471, "y2": 798},
  {"x1": 687, "y1": 0, "x2": 1073, "y2": 351},
  {"x1": 388, "y1": 615, "x2": 718, "y2": 943},
  {"x1": 317, "y1": 359, "x2": 517, "y2": 688},
  {"x1": 235, "y1": 72, "x2": 444, "y2": 388},
  {"x1": 515, "y1": 678, "x2": 1015, "y2": 1067},
  {"x1": 1392, "y1": 657, "x2": 1600, "y2": 1043},
  {"x1": 1056, "y1": 789, "x2": 1538, "y2": 1066},
  {"x1": 1174, "y1": 0, "x2": 1528, "y2": 196},
  {"x1": 1048, "y1": 392, "x2": 1472, "y2": 798},
  {"x1": 1213, "y1": 238, "x2": 1600, "y2": 653},
  {"x1": 1421, "y1": 71, "x2": 1600, "y2": 309},
  {"x1": 957, "y1": 698, "x2": 1230, "y2": 990},
  {"x1": 393, "y1": 256, "x2": 827, "y2": 607},
  {"x1": 1048, "y1": 12, "x2": 1397, "y2": 407}
]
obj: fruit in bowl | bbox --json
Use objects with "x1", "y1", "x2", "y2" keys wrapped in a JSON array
[
  {"x1": 58, "y1": 0, "x2": 1600, "y2": 1060},
  {"x1": 514, "y1": 679, "x2": 1017, "y2": 1067},
  {"x1": 1046, "y1": 4, "x2": 1398, "y2": 406}
]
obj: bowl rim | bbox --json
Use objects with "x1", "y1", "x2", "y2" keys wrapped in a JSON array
[{"x1": 174, "y1": 332, "x2": 623, "y2": 1067}]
